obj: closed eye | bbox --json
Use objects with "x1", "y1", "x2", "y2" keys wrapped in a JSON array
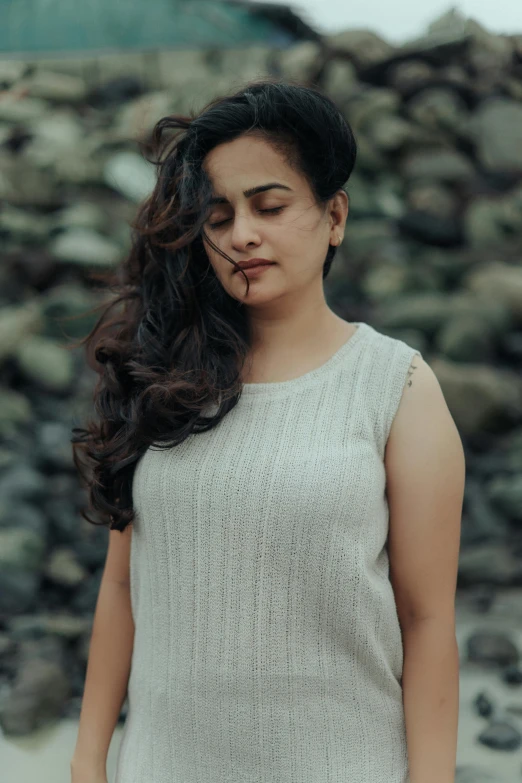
[{"x1": 208, "y1": 206, "x2": 284, "y2": 229}]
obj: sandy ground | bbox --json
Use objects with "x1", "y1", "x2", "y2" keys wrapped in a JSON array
[{"x1": 2, "y1": 588, "x2": 522, "y2": 783}]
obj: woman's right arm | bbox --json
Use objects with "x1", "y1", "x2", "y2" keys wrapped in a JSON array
[{"x1": 71, "y1": 523, "x2": 134, "y2": 782}]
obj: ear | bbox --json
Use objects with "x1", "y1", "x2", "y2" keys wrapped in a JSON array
[{"x1": 330, "y1": 189, "x2": 348, "y2": 232}]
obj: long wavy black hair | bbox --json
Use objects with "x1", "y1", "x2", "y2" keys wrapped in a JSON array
[{"x1": 70, "y1": 77, "x2": 357, "y2": 532}]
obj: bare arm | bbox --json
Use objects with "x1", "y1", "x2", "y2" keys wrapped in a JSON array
[
  {"x1": 71, "y1": 524, "x2": 134, "y2": 778},
  {"x1": 385, "y1": 356, "x2": 463, "y2": 782}
]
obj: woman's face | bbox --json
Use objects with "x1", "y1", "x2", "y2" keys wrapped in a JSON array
[{"x1": 201, "y1": 133, "x2": 347, "y2": 306}]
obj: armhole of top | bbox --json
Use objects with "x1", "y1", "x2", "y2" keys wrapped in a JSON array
[{"x1": 380, "y1": 345, "x2": 423, "y2": 455}]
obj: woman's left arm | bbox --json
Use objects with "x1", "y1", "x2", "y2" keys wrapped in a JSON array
[{"x1": 384, "y1": 353, "x2": 465, "y2": 783}]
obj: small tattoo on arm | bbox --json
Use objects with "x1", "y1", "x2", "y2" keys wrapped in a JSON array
[{"x1": 406, "y1": 355, "x2": 420, "y2": 388}]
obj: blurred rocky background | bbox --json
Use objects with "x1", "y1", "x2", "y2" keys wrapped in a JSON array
[{"x1": 1, "y1": 4, "x2": 522, "y2": 781}]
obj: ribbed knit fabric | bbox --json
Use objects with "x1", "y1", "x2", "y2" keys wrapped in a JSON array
[{"x1": 113, "y1": 321, "x2": 422, "y2": 783}]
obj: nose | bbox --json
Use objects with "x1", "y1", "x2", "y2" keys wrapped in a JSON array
[{"x1": 230, "y1": 212, "x2": 262, "y2": 251}]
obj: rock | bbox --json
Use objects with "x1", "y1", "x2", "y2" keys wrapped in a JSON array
[
  {"x1": 362, "y1": 263, "x2": 412, "y2": 302},
  {"x1": 436, "y1": 314, "x2": 497, "y2": 362},
  {"x1": 455, "y1": 765, "x2": 499, "y2": 782},
  {"x1": 0, "y1": 203, "x2": 50, "y2": 242},
  {"x1": 16, "y1": 70, "x2": 87, "y2": 103},
  {"x1": 344, "y1": 88, "x2": 400, "y2": 131},
  {"x1": 49, "y1": 227, "x2": 122, "y2": 266},
  {"x1": 0, "y1": 301, "x2": 43, "y2": 363},
  {"x1": 40, "y1": 282, "x2": 101, "y2": 341},
  {"x1": 0, "y1": 124, "x2": 13, "y2": 147},
  {"x1": 87, "y1": 76, "x2": 144, "y2": 108},
  {"x1": 44, "y1": 548, "x2": 88, "y2": 587},
  {"x1": 0, "y1": 60, "x2": 28, "y2": 86},
  {"x1": 0, "y1": 528, "x2": 46, "y2": 571},
  {"x1": 346, "y1": 171, "x2": 404, "y2": 219},
  {"x1": 449, "y1": 291, "x2": 511, "y2": 335},
  {"x1": 387, "y1": 60, "x2": 434, "y2": 91},
  {"x1": 326, "y1": 29, "x2": 396, "y2": 67},
  {"x1": 209, "y1": 45, "x2": 276, "y2": 84},
  {"x1": 370, "y1": 176, "x2": 405, "y2": 219},
  {"x1": 0, "y1": 568, "x2": 40, "y2": 616},
  {"x1": 53, "y1": 143, "x2": 107, "y2": 185},
  {"x1": 0, "y1": 94, "x2": 49, "y2": 123},
  {"x1": 493, "y1": 430, "x2": 522, "y2": 474},
  {"x1": 474, "y1": 691, "x2": 495, "y2": 718},
  {"x1": 464, "y1": 262, "x2": 522, "y2": 323},
  {"x1": 464, "y1": 19, "x2": 516, "y2": 85},
  {"x1": 154, "y1": 49, "x2": 208, "y2": 89},
  {"x1": 438, "y1": 64, "x2": 471, "y2": 90},
  {"x1": 0, "y1": 388, "x2": 32, "y2": 438},
  {"x1": 4, "y1": 248, "x2": 58, "y2": 290},
  {"x1": 104, "y1": 151, "x2": 156, "y2": 202},
  {"x1": 400, "y1": 148, "x2": 476, "y2": 183},
  {"x1": 36, "y1": 421, "x2": 75, "y2": 470},
  {"x1": 368, "y1": 113, "x2": 433, "y2": 152},
  {"x1": 73, "y1": 525, "x2": 109, "y2": 571},
  {"x1": 502, "y1": 664, "x2": 522, "y2": 685},
  {"x1": 0, "y1": 448, "x2": 20, "y2": 473},
  {"x1": 277, "y1": 41, "x2": 322, "y2": 84},
  {"x1": 0, "y1": 503, "x2": 47, "y2": 543},
  {"x1": 0, "y1": 464, "x2": 47, "y2": 505},
  {"x1": 0, "y1": 658, "x2": 70, "y2": 736},
  {"x1": 0, "y1": 153, "x2": 58, "y2": 206},
  {"x1": 375, "y1": 291, "x2": 454, "y2": 332},
  {"x1": 397, "y1": 208, "x2": 463, "y2": 246},
  {"x1": 406, "y1": 180, "x2": 458, "y2": 219},
  {"x1": 478, "y1": 720, "x2": 522, "y2": 751},
  {"x1": 469, "y1": 97, "x2": 522, "y2": 173},
  {"x1": 111, "y1": 90, "x2": 179, "y2": 141},
  {"x1": 351, "y1": 132, "x2": 387, "y2": 173},
  {"x1": 0, "y1": 632, "x2": 16, "y2": 659},
  {"x1": 321, "y1": 60, "x2": 359, "y2": 105},
  {"x1": 487, "y1": 475, "x2": 522, "y2": 522},
  {"x1": 23, "y1": 110, "x2": 84, "y2": 168},
  {"x1": 466, "y1": 630, "x2": 519, "y2": 668},
  {"x1": 429, "y1": 357, "x2": 522, "y2": 437},
  {"x1": 344, "y1": 171, "x2": 380, "y2": 217},
  {"x1": 70, "y1": 568, "x2": 104, "y2": 614},
  {"x1": 463, "y1": 196, "x2": 519, "y2": 248},
  {"x1": 7, "y1": 613, "x2": 90, "y2": 641},
  {"x1": 15, "y1": 335, "x2": 75, "y2": 393},
  {"x1": 343, "y1": 219, "x2": 396, "y2": 257},
  {"x1": 48, "y1": 201, "x2": 108, "y2": 234},
  {"x1": 406, "y1": 87, "x2": 470, "y2": 134},
  {"x1": 458, "y1": 543, "x2": 522, "y2": 586},
  {"x1": 460, "y1": 477, "x2": 510, "y2": 546},
  {"x1": 402, "y1": 8, "x2": 473, "y2": 51}
]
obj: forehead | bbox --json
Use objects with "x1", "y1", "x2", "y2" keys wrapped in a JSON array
[{"x1": 204, "y1": 134, "x2": 298, "y2": 201}]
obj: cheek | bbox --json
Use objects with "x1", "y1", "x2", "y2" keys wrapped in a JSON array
[{"x1": 205, "y1": 252, "x2": 235, "y2": 285}]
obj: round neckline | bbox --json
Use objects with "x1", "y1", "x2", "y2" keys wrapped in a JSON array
[{"x1": 240, "y1": 321, "x2": 369, "y2": 396}]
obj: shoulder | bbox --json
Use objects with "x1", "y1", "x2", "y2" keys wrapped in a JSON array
[
  {"x1": 387, "y1": 349, "x2": 448, "y2": 446},
  {"x1": 384, "y1": 340, "x2": 465, "y2": 482},
  {"x1": 361, "y1": 322, "x2": 421, "y2": 374},
  {"x1": 359, "y1": 325, "x2": 426, "y2": 445},
  {"x1": 360, "y1": 324, "x2": 463, "y2": 470}
]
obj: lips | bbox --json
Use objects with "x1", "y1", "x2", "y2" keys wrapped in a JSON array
[{"x1": 234, "y1": 259, "x2": 274, "y2": 273}]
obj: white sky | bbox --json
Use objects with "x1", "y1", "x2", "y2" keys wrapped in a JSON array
[{"x1": 266, "y1": 0, "x2": 522, "y2": 42}]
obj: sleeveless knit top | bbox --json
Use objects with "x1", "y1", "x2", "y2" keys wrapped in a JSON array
[{"x1": 114, "y1": 321, "x2": 422, "y2": 783}]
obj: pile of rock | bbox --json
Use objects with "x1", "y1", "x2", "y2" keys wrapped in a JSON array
[{"x1": 1, "y1": 9, "x2": 522, "y2": 769}]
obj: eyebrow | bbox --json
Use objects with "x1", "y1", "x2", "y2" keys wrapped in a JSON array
[{"x1": 208, "y1": 182, "x2": 293, "y2": 205}]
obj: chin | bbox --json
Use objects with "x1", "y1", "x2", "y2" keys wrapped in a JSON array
[{"x1": 237, "y1": 288, "x2": 282, "y2": 306}]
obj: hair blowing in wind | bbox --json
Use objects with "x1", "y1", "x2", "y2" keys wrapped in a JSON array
[{"x1": 70, "y1": 78, "x2": 357, "y2": 532}]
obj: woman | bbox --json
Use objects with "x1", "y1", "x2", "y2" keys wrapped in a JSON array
[{"x1": 70, "y1": 79, "x2": 463, "y2": 783}]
